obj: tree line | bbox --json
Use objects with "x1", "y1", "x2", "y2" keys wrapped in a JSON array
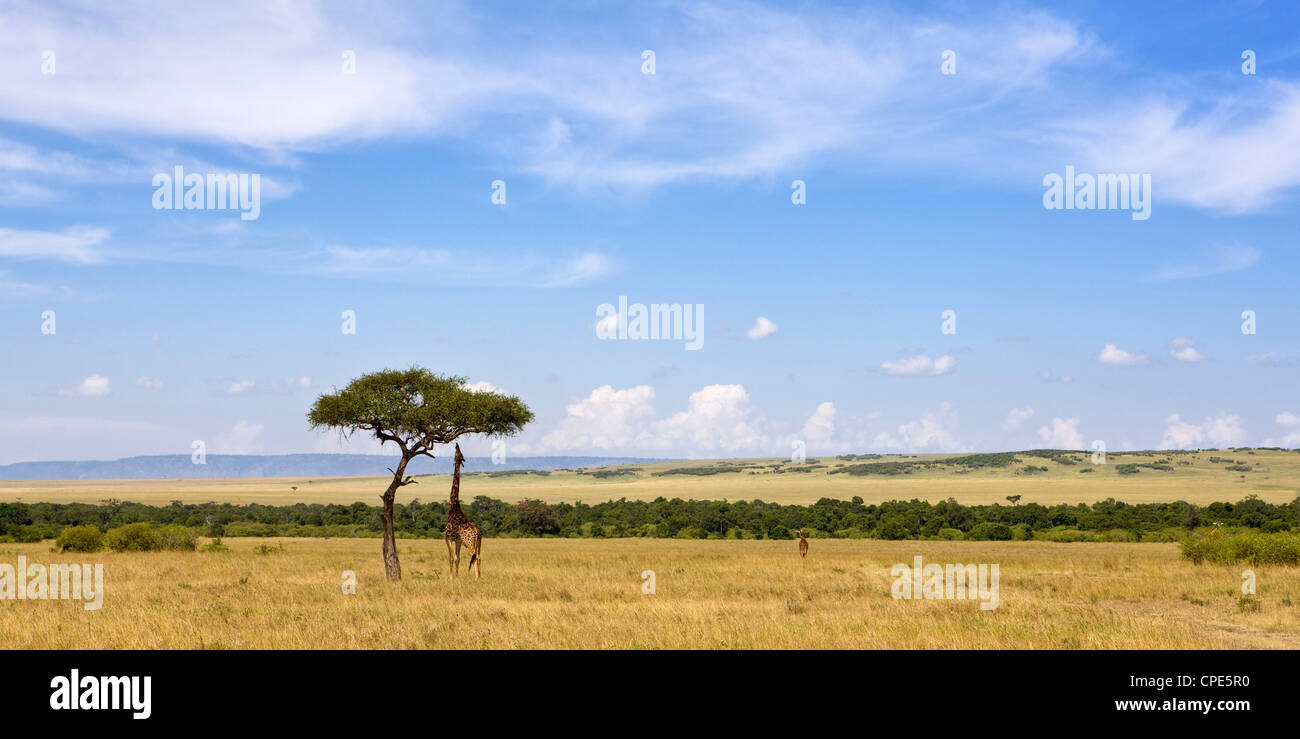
[{"x1": 1, "y1": 494, "x2": 1296, "y2": 543}]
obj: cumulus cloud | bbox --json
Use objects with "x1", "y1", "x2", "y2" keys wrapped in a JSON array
[
  {"x1": 745, "y1": 316, "x2": 778, "y2": 341},
  {"x1": 531, "y1": 383, "x2": 770, "y2": 456},
  {"x1": 880, "y1": 353, "x2": 956, "y2": 376},
  {"x1": 654, "y1": 385, "x2": 767, "y2": 453},
  {"x1": 63, "y1": 374, "x2": 110, "y2": 397},
  {"x1": 215, "y1": 420, "x2": 264, "y2": 454},
  {"x1": 536, "y1": 385, "x2": 659, "y2": 451},
  {"x1": 462, "y1": 381, "x2": 501, "y2": 394},
  {"x1": 872, "y1": 403, "x2": 962, "y2": 451},
  {"x1": 801, "y1": 402, "x2": 836, "y2": 447},
  {"x1": 1002, "y1": 406, "x2": 1035, "y2": 432},
  {"x1": 1098, "y1": 343, "x2": 1148, "y2": 366},
  {"x1": 1161, "y1": 413, "x2": 1245, "y2": 449},
  {"x1": 136, "y1": 376, "x2": 164, "y2": 390},
  {"x1": 1037, "y1": 417, "x2": 1083, "y2": 449},
  {"x1": 1263, "y1": 412, "x2": 1300, "y2": 448},
  {"x1": 1168, "y1": 337, "x2": 1204, "y2": 362},
  {"x1": 227, "y1": 380, "x2": 255, "y2": 394}
]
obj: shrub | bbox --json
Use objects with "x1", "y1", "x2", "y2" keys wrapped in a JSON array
[
  {"x1": 10, "y1": 524, "x2": 55, "y2": 543},
  {"x1": 937, "y1": 527, "x2": 964, "y2": 540},
  {"x1": 1181, "y1": 532, "x2": 1300, "y2": 566},
  {"x1": 200, "y1": 538, "x2": 229, "y2": 552},
  {"x1": 56, "y1": 525, "x2": 103, "y2": 552},
  {"x1": 157, "y1": 524, "x2": 197, "y2": 551},
  {"x1": 223, "y1": 522, "x2": 276, "y2": 537},
  {"x1": 105, "y1": 523, "x2": 162, "y2": 552},
  {"x1": 967, "y1": 522, "x2": 1013, "y2": 541}
]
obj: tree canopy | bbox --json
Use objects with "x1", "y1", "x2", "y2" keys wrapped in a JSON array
[{"x1": 308, "y1": 368, "x2": 533, "y2": 456}]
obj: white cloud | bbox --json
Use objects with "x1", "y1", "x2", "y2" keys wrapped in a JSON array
[
  {"x1": 1098, "y1": 343, "x2": 1148, "y2": 366},
  {"x1": 1039, "y1": 369, "x2": 1073, "y2": 383},
  {"x1": 1037, "y1": 417, "x2": 1083, "y2": 449},
  {"x1": 745, "y1": 316, "x2": 778, "y2": 341},
  {"x1": 1153, "y1": 244, "x2": 1261, "y2": 281},
  {"x1": 8, "y1": 416, "x2": 162, "y2": 434},
  {"x1": 653, "y1": 385, "x2": 767, "y2": 453},
  {"x1": 0, "y1": 3, "x2": 1092, "y2": 190},
  {"x1": 801, "y1": 402, "x2": 836, "y2": 447},
  {"x1": 1161, "y1": 413, "x2": 1245, "y2": 450},
  {"x1": 0, "y1": 226, "x2": 108, "y2": 263},
  {"x1": 880, "y1": 353, "x2": 956, "y2": 376},
  {"x1": 1071, "y1": 88, "x2": 1300, "y2": 213},
  {"x1": 1168, "y1": 337, "x2": 1204, "y2": 362},
  {"x1": 531, "y1": 383, "x2": 768, "y2": 456},
  {"x1": 64, "y1": 374, "x2": 111, "y2": 397},
  {"x1": 296, "y1": 376, "x2": 312, "y2": 389},
  {"x1": 136, "y1": 376, "x2": 164, "y2": 390},
  {"x1": 872, "y1": 403, "x2": 962, "y2": 451},
  {"x1": 462, "y1": 381, "x2": 501, "y2": 394},
  {"x1": 215, "y1": 420, "x2": 264, "y2": 454},
  {"x1": 537, "y1": 385, "x2": 658, "y2": 451},
  {"x1": 1264, "y1": 412, "x2": 1300, "y2": 447},
  {"x1": 227, "y1": 380, "x2": 255, "y2": 394},
  {"x1": 1002, "y1": 406, "x2": 1035, "y2": 432}
]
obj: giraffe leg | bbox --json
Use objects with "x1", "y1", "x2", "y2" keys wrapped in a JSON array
[
  {"x1": 445, "y1": 535, "x2": 457, "y2": 577},
  {"x1": 453, "y1": 538, "x2": 461, "y2": 577},
  {"x1": 469, "y1": 533, "x2": 482, "y2": 579}
]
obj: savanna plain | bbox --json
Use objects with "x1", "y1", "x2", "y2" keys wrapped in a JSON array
[{"x1": 3, "y1": 449, "x2": 1299, "y2": 649}]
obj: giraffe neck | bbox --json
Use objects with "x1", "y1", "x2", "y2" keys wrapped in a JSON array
[{"x1": 448, "y1": 456, "x2": 463, "y2": 513}]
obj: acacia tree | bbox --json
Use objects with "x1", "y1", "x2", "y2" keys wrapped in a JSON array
[{"x1": 307, "y1": 368, "x2": 532, "y2": 581}]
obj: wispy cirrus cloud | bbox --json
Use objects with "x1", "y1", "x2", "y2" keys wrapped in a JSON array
[
  {"x1": 1153, "y1": 244, "x2": 1261, "y2": 281},
  {"x1": 0, "y1": 226, "x2": 109, "y2": 263}
]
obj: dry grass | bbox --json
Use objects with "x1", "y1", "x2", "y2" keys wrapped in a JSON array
[
  {"x1": 3, "y1": 537, "x2": 1297, "y2": 649},
  {"x1": 3, "y1": 449, "x2": 1296, "y2": 507}
]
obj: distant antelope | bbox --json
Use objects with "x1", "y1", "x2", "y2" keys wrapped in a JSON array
[{"x1": 797, "y1": 529, "x2": 809, "y2": 558}]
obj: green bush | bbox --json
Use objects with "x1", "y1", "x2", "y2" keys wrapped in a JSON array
[
  {"x1": 1035, "y1": 526, "x2": 1091, "y2": 542},
  {"x1": 56, "y1": 525, "x2": 103, "y2": 552},
  {"x1": 104, "y1": 523, "x2": 162, "y2": 552},
  {"x1": 9, "y1": 524, "x2": 55, "y2": 543},
  {"x1": 156, "y1": 524, "x2": 197, "y2": 551},
  {"x1": 967, "y1": 522, "x2": 1013, "y2": 541},
  {"x1": 223, "y1": 522, "x2": 276, "y2": 537},
  {"x1": 1182, "y1": 532, "x2": 1300, "y2": 566},
  {"x1": 200, "y1": 537, "x2": 229, "y2": 552},
  {"x1": 937, "y1": 527, "x2": 964, "y2": 540}
]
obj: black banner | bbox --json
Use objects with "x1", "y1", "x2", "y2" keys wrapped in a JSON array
[{"x1": 1, "y1": 650, "x2": 1286, "y2": 727}]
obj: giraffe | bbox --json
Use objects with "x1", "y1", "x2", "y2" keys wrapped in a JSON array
[
  {"x1": 797, "y1": 529, "x2": 808, "y2": 558},
  {"x1": 444, "y1": 443, "x2": 483, "y2": 578}
]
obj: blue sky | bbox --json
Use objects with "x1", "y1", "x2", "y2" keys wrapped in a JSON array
[{"x1": 2, "y1": 0, "x2": 1299, "y2": 464}]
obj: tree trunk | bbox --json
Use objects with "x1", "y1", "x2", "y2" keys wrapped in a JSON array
[{"x1": 380, "y1": 456, "x2": 409, "y2": 581}]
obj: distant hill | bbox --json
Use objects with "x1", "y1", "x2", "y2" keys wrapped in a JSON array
[{"x1": 0, "y1": 454, "x2": 663, "y2": 481}]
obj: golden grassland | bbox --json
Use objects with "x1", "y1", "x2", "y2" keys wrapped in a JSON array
[
  {"x1": 2, "y1": 537, "x2": 1298, "y2": 649},
  {"x1": 2, "y1": 448, "x2": 1298, "y2": 507}
]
